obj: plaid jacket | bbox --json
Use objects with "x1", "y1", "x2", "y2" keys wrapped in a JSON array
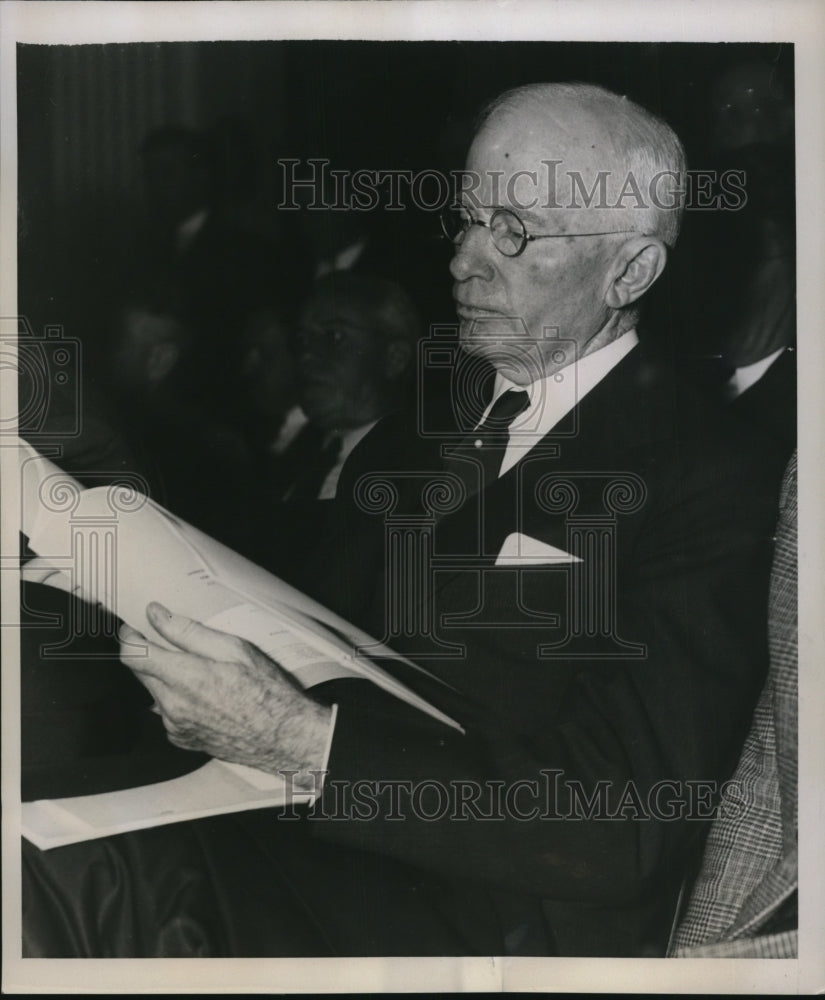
[{"x1": 670, "y1": 451, "x2": 798, "y2": 958}]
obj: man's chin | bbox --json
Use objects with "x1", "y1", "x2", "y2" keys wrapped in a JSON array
[
  {"x1": 458, "y1": 318, "x2": 507, "y2": 355},
  {"x1": 299, "y1": 393, "x2": 337, "y2": 427},
  {"x1": 457, "y1": 329, "x2": 489, "y2": 358},
  {"x1": 458, "y1": 325, "x2": 543, "y2": 383}
]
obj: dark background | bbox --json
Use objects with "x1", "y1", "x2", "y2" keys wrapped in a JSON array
[{"x1": 17, "y1": 39, "x2": 794, "y2": 364}]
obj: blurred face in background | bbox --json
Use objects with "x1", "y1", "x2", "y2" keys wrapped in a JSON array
[
  {"x1": 239, "y1": 309, "x2": 297, "y2": 426},
  {"x1": 111, "y1": 306, "x2": 185, "y2": 393},
  {"x1": 294, "y1": 284, "x2": 409, "y2": 432}
]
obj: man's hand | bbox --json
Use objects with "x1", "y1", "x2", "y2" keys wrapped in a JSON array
[{"x1": 119, "y1": 602, "x2": 333, "y2": 782}]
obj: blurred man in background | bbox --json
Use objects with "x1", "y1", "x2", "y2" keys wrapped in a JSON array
[{"x1": 271, "y1": 270, "x2": 421, "y2": 502}]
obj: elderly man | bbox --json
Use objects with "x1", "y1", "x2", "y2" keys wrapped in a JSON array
[{"x1": 120, "y1": 83, "x2": 785, "y2": 956}]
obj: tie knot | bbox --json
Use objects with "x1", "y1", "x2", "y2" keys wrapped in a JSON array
[
  {"x1": 442, "y1": 388, "x2": 530, "y2": 501},
  {"x1": 482, "y1": 389, "x2": 530, "y2": 431}
]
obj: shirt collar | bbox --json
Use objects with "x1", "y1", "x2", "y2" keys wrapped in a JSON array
[
  {"x1": 176, "y1": 208, "x2": 209, "y2": 252},
  {"x1": 270, "y1": 404, "x2": 309, "y2": 456},
  {"x1": 316, "y1": 419, "x2": 379, "y2": 500},
  {"x1": 728, "y1": 346, "x2": 786, "y2": 398},
  {"x1": 329, "y1": 419, "x2": 379, "y2": 460},
  {"x1": 485, "y1": 330, "x2": 639, "y2": 475},
  {"x1": 488, "y1": 330, "x2": 639, "y2": 418}
]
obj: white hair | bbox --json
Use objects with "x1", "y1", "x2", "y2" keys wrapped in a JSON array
[{"x1": 478, "y1": 82, "x2": 687, "y2": 247}]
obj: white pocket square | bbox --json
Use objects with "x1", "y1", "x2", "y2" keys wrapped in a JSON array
[{"x1": 495, "y1": 532, "x2": 582, "y2": 566}]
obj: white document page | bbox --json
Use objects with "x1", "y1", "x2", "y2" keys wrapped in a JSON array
[
  {"x1": 22, "y1": 760, "x2": 312, "y2": 851},
  {"x1": 18, "y1": 438, "x2": 460, "y2": 728},
  {"x1": 17, "y1": 439, "x2": 462, "y2": 849}
]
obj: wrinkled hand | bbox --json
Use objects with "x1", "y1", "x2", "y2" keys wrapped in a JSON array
[{"x1": 119, "y1": 603, "x2": 332, "y2": 782}]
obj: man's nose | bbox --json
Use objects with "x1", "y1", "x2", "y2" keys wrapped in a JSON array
[
  {"x1": 296, "y1": 344, "x2": 323, "y2": 378},
  {"x1": 294, "y1": 330, "x2": 321, "y2": 363},
  {"x1": 448, "y1": 224, "x2": 496, "y2": 283}
]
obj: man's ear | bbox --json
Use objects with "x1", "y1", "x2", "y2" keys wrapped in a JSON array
[
  {"x1": 604, "y1": 237, "x2": 668, "y2": 310},
  {"x1": 385, "y1": 340, "x2": 412, "y2": 380}
]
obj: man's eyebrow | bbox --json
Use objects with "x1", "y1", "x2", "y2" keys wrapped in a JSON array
[
  {"x1": 512, "y1": 208, "x2": 545, "y2": 226},
  {"x1": 464, "y1": 202, "x2": 547, "y2": 227}
]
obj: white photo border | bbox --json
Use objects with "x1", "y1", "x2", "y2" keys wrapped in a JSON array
[{"x1": 1, "y1": 0, "x2": 823, "y2": 993}]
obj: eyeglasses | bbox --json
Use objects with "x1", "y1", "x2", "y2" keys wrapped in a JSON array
[{"x1": 439, "y1": 205, "x2": 637, "y2": 258}]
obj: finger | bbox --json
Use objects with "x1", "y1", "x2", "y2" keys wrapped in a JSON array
[
  {"x1": 126, "y1": 663, "x2": 168, "y2": 705},
  {"x1": 118, "y1": 621, "x2": 151, "y2": 660},
  {"x1": 118, "y1": 622, "x2": 177, "y2": 684},
  {"x1": 21, "y1": 558, "x2": 75, "y2": 596},
  {"x1": 119, "y1": 621, "x2": 146, "y2": 644},
  {"x1": 146, "y1": 602, "x2": 248, "y2": 661}
]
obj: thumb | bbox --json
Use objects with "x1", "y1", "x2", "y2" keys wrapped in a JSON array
[{"x1": 146, "y1": 602, "x2": 247, "y2": 661}]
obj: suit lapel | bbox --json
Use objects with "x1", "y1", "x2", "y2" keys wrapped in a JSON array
[{"x1": 423, "y1": 345, "x2": 678, "y2": 601}]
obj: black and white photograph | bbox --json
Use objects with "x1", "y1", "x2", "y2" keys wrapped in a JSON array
[{"x1": 2, "y1": 0, "x2": 823, "y2": 993}]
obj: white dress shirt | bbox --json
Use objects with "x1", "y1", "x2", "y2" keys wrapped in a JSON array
[
  {"x1": 477, "y1": 330, "x2": 640, "y2": 477},
  {"x1": 175, "y1": 207, "x2": 209, "y2": 253},
  {"x1": 317, "y1": 420, "x2": 379, "y2": 500},
  {"x1": 271, "y1": 408, "x2": 378, "y2": 500},
  {"x1": 269, "y1": 404, "x2": 310, "y2": 457},
  {"x1": 726, "y1": 346, "x2": 785, "y2": 400}
]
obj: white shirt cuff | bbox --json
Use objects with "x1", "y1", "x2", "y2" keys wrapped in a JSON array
[{"x1": 311, "y1": 702, "x2": 338, "y2": 799}]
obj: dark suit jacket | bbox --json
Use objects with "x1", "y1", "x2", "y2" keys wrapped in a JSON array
[
  {"x1": 731, "y1": 346, "x2": 796, "y2": 466},
  {"x1": 269, "y1": 343, "x2": 786, "y2": 956}
]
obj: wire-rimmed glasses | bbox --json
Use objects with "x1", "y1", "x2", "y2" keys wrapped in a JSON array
[{"x1": 440, "y1": 205, "x2": 637, "y2": 258}]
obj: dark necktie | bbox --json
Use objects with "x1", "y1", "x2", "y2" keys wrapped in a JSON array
[
  {"x1": 282, "y1": 429, "x2": 343, "y2": 501},
  {"x1": 443, "y1": 388, "x2": 530, "y2": 499}
]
